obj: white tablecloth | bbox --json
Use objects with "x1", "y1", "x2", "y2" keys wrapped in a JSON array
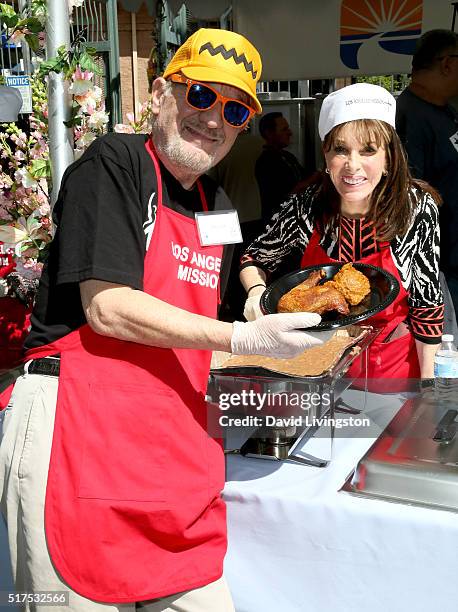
[{"x1": 223, "y1": 390, "x2": 458, "y2": 612}]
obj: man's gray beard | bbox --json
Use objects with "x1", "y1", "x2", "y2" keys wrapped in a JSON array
[{"x1": 154, "y1": 130, "x2": 216, "y2": 175}]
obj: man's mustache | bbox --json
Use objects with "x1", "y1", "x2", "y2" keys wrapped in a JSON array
[{"x1": 183, "y1": 119, "x2": 225, "y2": 143}]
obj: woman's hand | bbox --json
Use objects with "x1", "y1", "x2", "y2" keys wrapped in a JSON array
[
  {"x1": 240, "y1": 265, "x2": 267, "y2": 321},
  {"x1": 243, "y1": 285, "x2": 266, "y2": 321}
]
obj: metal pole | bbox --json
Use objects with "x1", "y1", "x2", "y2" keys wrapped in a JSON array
[
  {"x1": 46, "y1": 0, "x2": 74, "y2": 207},
  {"x1": 131, "y1": 12, "x2": 139, "y2": 119},
  {"x1": 17, "y1": 0, "x2": 31, "y2": 76},
  {"x1": 106, "y1": 0, "x2": 121, "y2": 126},
  {"x1": 452, "y1": 2, "x2": 458, "y2": 31}
]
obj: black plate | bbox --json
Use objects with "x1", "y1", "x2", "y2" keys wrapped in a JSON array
[{"x1": 260, "y1": 263, "x2": 399, "y2": 330}]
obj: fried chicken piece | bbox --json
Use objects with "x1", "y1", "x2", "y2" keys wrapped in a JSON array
[
  {"x1": 278, "y1": 281, "x2": 350, "y2": 316},
  {"x1": 332, "y1": 263, "x2": 370, "y2": 306},
  {"x1": 276, "y1": 270, "x2": 325, "y2": 313},
  {"x1": 297, "y1": 269, "x2": 326, "y2": 289}
]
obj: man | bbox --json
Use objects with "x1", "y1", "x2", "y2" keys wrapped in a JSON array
[
  {"x1": 255, "y1": 111, "x2": 306, "y2": 221},
  {"x1": 208, "y1": 125, "x2": 264, "y2": 320},
  {"x1": 396, "y1": 29, "x2": 458, "y2": 323},
  {"x1": 0, "y1": 29, "x2": 324, "y2": 611}
]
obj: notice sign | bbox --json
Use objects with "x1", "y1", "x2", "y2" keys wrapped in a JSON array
[{"x1": 5, "y1": 75, "x2": 32, "y2": 114}]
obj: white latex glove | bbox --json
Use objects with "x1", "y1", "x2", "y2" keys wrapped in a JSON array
[
  {"x1": 243, "y1": 293, "x2": 264, "y2": 321},
  {"x1": 231, "y1": 312, "x2": 334, "y2": 359}
]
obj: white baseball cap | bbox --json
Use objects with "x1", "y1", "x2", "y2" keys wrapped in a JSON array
[{"x1": 318, "y1": 83, "x2": 396, "y2": 141}]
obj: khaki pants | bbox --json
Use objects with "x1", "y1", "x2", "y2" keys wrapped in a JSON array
[{"x1": 0, "y1": 372, "x2": 234, "y2": 612}]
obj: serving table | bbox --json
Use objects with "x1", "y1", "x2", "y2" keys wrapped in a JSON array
[{"x1": 222, "y1": 388, "x2": 458, "y2": 612}]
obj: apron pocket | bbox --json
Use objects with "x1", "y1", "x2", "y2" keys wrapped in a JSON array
[
  {"x1": 381, "y1": 321, "x2": 410, "y2": 343},
  {"x1": 369, "y1": 331, "x2": 417, "y2": 377},
  {"x1": 78, "y1": 383, "x2": 172, "y2": 502}
]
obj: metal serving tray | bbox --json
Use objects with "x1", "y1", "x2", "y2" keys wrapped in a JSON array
[
  {"x1": 341, "y1": 393, "x2": 458, "y2": 513},
  {"x1": 208, "y1": 327, "x2": 379, "y2": 466}
]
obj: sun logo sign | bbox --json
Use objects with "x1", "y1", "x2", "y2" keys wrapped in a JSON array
[{"x1": 340, "y1": 0, "x2": 423, "y2": 70}]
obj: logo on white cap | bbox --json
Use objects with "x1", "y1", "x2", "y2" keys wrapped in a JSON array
[{"x1": 345, "y1": 97, "x2": 393, "y2": 107}]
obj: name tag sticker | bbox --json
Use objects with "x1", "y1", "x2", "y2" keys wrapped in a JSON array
[
  {"x1": 450, "y1": 129, "x2": 458, "y2": 153},
  {"x1": 195, "y1": 210, "x2": 243, "y2": 246}
]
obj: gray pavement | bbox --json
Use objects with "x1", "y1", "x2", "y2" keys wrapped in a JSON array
[{"x1": 0, "y1": 519, "x2": 14, "y2": 612}]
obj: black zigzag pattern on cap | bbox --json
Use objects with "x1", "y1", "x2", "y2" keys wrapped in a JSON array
[{"x1": 199, "y1": 43, "x2": 257, "y2": 79}]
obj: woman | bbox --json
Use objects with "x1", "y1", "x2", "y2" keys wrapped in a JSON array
[{"x1": 240, "y1": 83, "x2": 443, "y2": 384}]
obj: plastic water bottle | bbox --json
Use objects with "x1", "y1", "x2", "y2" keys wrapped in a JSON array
[{"x1": 434, "y1": 334, "x2": 458, "y2": 401}]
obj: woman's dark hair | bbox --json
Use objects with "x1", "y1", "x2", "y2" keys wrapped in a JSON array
[{"x1": 312, "y1": 119, "x2": 441, "y2": 241}]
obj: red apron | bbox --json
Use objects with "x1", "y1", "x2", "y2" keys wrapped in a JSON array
[
  {"x1": 301, "y1": 227, "x2": 420, "y2": 389},
  {"x1": 23, "y1": 139, "x2": 226, "y2": 603}
]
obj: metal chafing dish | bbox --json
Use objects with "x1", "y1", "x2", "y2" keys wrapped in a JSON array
[
  {"x1": 341, "y1": 392, "x2": 458, "y2": 513},
  {"x1": 207, "y1": 327, "x2": 378, "y2": 467}
]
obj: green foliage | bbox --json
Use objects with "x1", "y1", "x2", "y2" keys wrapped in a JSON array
[
  {"x1": 0, "y1": 2, "x2": 18, "y2": 28},
  {"x1": 0, "y1": 2, "x2": 16, "y2": 17},
  {"x1": 38, "y1": 46, "x2": 69, "y2": 78},
  {"x1": 0, "y1": 2, "x2": 44, "y2": 51},
  {"x1": 39, "y1": 43, "x2": 102, "y2": 79},
  {"x1": 30, "y1": 0, "x2": 47, "y2": 18},
  {"x1": 78, "y1": 49, "x2": 102, "y2": 75},
  {"x1": 63, "y1": 104, "x2": 83, "y2": 129},
  {"x1": 24, "y1": 33, "x2": 40, "y2": 52},
  {"x1": 356, "y1": 75, "x2": 408, "y2": 93},
  {"x1": 22, "y1": 17, "x2": 43, "y2": 33},
  {"x1": 29, "y1": 158, "x2": 51, "y2": 179}
]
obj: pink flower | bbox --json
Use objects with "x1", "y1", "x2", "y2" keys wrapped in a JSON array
[
  {"x1": 87, "y1": 109, "x2": 109, "y2": 130},
  {"x1": 114, "y1": 124, "x2": 135, "y2": 134},
  {"x1": 69, "y1": 66, "x2": 94, "y2": 96},
  {"x1": 10, "y1": 29, "x2": 27, "y2": 44},
  {"x1": 14, "y1": 168, "x2": 38, "y2": 190},
  {"x1": 15, "y1": 259, "x2": 44, "y2": 280},
  {"x1": 75, "y1": 130, "x2": 97, "y2": 149},
  {"x1": 0, "y1": 176, "x2": 13, "y2": 189},
  {"x1": 74, "y1": 85, "x2": 102, "y2": 114},
  {"x1": 0, "y1": 207, "x2": 12, "y2": 221}
]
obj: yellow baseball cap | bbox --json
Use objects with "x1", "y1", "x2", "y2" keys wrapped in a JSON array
[{"x1": 162, "y1": 28, "x2": 262, "y2": 114}]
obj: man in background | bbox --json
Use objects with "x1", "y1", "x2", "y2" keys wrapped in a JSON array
[
  {"x1": 209, "y1": 125, "x2": 263, "y2": 320},
  {"x1": 255, "y1": 111, "x2": 306, "y2": 221},
  {"x1": 396, "y1": 29, "x2": 458, "y2": 325}
]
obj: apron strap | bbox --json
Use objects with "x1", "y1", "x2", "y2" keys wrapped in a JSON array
[{"x1": 196, "y1": 179, "x2": 208, "y2": 212}]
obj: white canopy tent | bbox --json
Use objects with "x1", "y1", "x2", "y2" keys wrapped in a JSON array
[{"x1": 119, "y1": 0, "x2": 456, "y2": 80}]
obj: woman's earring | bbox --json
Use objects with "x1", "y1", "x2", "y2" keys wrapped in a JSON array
[
  {"x1": 325, "y1": 168, "x2": 330, "y2": 174},
  {"x1": 382, "y1": 169, "x2": 388, "y2": 176}
]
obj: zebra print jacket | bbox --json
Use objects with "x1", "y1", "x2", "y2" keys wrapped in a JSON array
[{"x1": 240, "y1": 185, "x2": 443, "y2": 343}]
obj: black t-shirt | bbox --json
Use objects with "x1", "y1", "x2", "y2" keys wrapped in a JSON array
[
  {"x1": 396, "y1": 88, "x2": 458, "y2": 275},
  {"x1": 24, "y1": 133, "x2": 234, "y2": 350},
  {"x1": 255, "y1": 147, "x2": 306, "y2": 221}
]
